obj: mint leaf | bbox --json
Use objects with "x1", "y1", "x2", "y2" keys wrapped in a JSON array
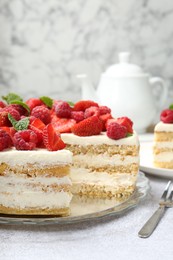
[
  {"x1": 10, "y1": 100, "x2": 30, "y2": 114},
  {"x1": 2, "y1": 93, "x2": 23, "y2": 104},
  {"x1": 8, "y1": 114, "x2": 29, "y2": 131},
  {"x1": 169, "y1": 104, "x2": 173, "y2": 110},
  {"x1": 67, "y1": 101, "x2": 74, "y2": 107},
  {"x1": 40, "y1": 96, "x2": 53, "y2": 108}
]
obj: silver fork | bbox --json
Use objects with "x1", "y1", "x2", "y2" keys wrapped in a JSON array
[{"x1": 138, "y1": 181, "x2": 173, "y2": 238}]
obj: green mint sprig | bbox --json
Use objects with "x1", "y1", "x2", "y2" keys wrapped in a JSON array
[
  {"x1": 8, "y1": 114, "x2": 29, "y2": 131},
  {"x1": 40, "y1": 96, "x2": 53, "y2": 108},
  {"x1": 10, "y1": 100, "x2": 30, "y2": 114},
  {"x1": 2, "y1": 93, "x2": 23, "y2": 104},
  {"x1": 126, "y1": 133, "x2": 133, "y2": 137},
  {"x1": 2, "y1": 92, "x2": 30, "y2": 115},
  {"x1": 169, "y1": 104, "x2": 173, "y2": 110},
  {"x1": 67, "y1": 101, "x2": 74, "y2": 107}
]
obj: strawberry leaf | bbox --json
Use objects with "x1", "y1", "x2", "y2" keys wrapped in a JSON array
[
  {"x1": 40, "y1": 96, "x2": 53, "y2": 108},
  {"x1": 2, "y1": 93, "x2": 23, "y2": 104},
  {"x1": 8, "y1": 114, "x2": 29, "y2": 131}
]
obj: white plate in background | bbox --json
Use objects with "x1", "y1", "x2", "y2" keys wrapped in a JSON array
[{"x1": 140, "y1": 142, "x2": 173, "y2": 179}]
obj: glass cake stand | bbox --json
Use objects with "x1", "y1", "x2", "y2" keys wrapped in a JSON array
[{"x1": 0, "y1": 171, "x2": 149, "y2": 225}]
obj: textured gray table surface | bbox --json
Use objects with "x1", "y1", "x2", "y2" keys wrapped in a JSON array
[{"x1": 0, "y1": 175, "x2": 173, "y2": 260}]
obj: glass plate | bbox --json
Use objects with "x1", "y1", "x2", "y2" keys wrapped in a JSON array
[{"x1": 0, "y1": 171, "x2": 149, "y2": 225}]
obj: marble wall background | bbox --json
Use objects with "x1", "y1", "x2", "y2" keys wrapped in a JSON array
[{"x1": 0, "y1": 0, "x2": 173, "y2": 109}]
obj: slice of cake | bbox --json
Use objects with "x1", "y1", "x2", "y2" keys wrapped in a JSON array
[
  {"x1": 62, "y1": 131, "x2": 139, "y2": 198},
  {"x1": 153, "y1": 106, "x2": 173, "y2": 169},
  {"x1": 0, "y1": 94, "x2": 140, "y2": 215},
  {"x1": 0, "y1": 149, "x2": 72, "y2": 216}
]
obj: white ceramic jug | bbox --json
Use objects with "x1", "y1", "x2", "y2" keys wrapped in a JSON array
[{"x1": 77, "y1": 52, "x2": 168, "y2": 133}]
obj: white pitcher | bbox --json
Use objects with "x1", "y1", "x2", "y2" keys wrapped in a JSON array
[{"x1": 77, "y1": 52, "x2": 167, "y2": 133}]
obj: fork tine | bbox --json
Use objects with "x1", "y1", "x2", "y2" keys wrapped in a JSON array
[
  {"x1": 160, "y1": 181, "x2": 171, "y2": 202},
  {"x1": 167, "y1": 186, "x2": 173, "y2": 202}
]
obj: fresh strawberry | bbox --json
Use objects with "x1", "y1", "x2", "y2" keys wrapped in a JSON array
[
  {"x1": 71, "y1": 111, "x2": 84, "y2": 122},
  {"x1": 29, "y1": 125, "x2": 43, "y2": 146},
  {"x1": 43, "y1": 124, "x2": 66, "y2": 151},
  {"x1": 31, "y1": 105, "x2": 51, "y2": 124},
  {"x1": 13, "y1": 130, "x2": 38, "y2": 150},
  {"x1": 52, "y1": 118, "x2": 76, "y2": 133},
  {"x1": 55, "y1": 101, "x2": 72, "y2": 118},
  {"x1": 160, "y1": 109, "x2": 173, "y2": 123},
  {"x1": 71, "y1": 116, "x2": 102, "y2": 136},
  {"x1": 73, "y1": 100, "x2": 99, "y2": 112},
  {"x1": 26, "y1": 98, "x2": 44, "y2": 111},
  {"x1": 84, "y1": 106, "x2": 100, "y2": 118},
  {"x1": 29, "y1": 116, "x2": 37, "y2": 124},
  {"x1": 99, "y1": 106, "x2": 111, "y2": 115},
  {"x1": 107, "y1": 122, "x2": 127, "y2": 140},
  {"x1": 0, "y1": 126, "x2": 16, "y2": 138},
  {"x1": 99, "y1": 113, "x2": 113, "y2": 131},
  {"x1": 30, "y1": 118, "x2": 45, "y2": 131}
]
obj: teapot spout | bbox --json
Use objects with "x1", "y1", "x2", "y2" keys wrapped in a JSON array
[{"x1": 77, "y1": 74, "x2": 98, "y2": 102}]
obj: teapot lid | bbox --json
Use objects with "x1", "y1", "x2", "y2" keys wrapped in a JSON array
[{"x1": 105, "y1": 52, "x2": 146, "y2": 77}]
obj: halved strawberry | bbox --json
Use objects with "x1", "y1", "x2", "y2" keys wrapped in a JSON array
[
  {"x1": 43, "y1": 124, "x2": 66, "y2": 151},
  {"x1": 71, "y1": 116, "x2": 102, "y2": 136},
  {"x1": 26, "y1": 98, "x2": 44, "y2": 111},
  {"x1": 73, "y1": 100, "x2": 99, "y2": 111},
  {"x1": 30, "y1": 118, "x2": 45, "y2": 131},
  {"x1": 29, "y1": 125, "x2": 43, "y2": 146},
  {"x1": 52, "y1": 118, "x2": 76, "y2": 133}
]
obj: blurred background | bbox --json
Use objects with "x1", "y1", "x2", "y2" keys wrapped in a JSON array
[{"x1": 0, "y1": 0, "x2": 172, "y2": 106}]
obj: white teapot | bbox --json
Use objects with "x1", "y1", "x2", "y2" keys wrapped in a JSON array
[{"x1": 77, "y1": 52, "x2": 168, "y2": 133}]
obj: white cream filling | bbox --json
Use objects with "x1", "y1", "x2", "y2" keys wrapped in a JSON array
[
  {"x1": 73, "y1": 154, "x2": 139, "y2": 167},
  {"x1": 61, "y1": 132, "x2": 139, "y2": 146},
  {"x1": 0, "y1": 192, "x2": 72, "y2": 209},
  {"x1": 0, "y1": 148, "x2": 72, "y2": 166},
  {"x1": 0, "y1": 174, "x2": 71, "y2": 193},
  {"x1": 153, "y1": 152, "x2": 173, "y2": 162},
  {"x1": 70, "y1": 167, "x2": 137, "y2": 186},
  {"x1": 155, "y1": 122, "x2": 173, "y2": 132}
]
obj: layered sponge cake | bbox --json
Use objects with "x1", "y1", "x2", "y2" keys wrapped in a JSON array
[
  {"x1": 0, "y1": 94, "x2": 139, "y2": 215},
  {"x1": 0, "y1": 149, "x2": 72, "y2": 216},
  {"x1": 153, "y1": 107, "x2": 173, "y2": 168},
  {"x1": 62, "y1": 132, "x2": 139, "y2": 198}
]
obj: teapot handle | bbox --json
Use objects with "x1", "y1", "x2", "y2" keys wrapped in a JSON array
[{"x1": 149, "y1": 77, "x2": 168, "y2": 111}]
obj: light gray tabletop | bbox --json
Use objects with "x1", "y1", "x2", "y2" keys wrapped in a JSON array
[{"x1": 1, "y1": 135, "x2": 173, "y2": 260}]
